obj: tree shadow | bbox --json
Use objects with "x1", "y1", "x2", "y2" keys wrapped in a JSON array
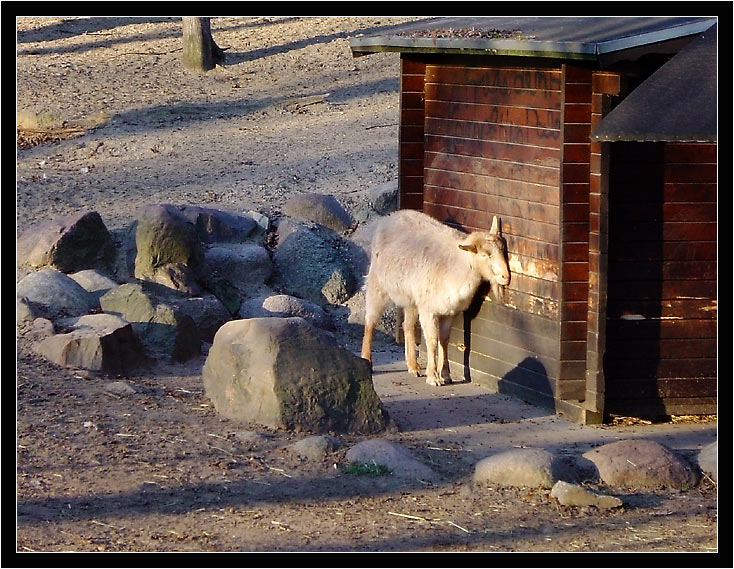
[
  {"x1": 16, "y1": 17, "x2": 179, "y2": 44},
  {"x1": 221, "y1": 19, "x2": 436, "y2": 65}
]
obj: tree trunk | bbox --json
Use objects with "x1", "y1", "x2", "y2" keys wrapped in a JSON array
[{"x1": 181, "y1": 17, "x2": 225, "y2": 72}]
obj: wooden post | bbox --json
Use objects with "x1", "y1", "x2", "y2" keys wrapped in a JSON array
[{"x1": 181, "y1": 17, "x2": 224, "y2": 72}]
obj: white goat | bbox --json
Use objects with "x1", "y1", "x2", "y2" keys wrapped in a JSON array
[{"x1": 361, "y1": 209, "x2": 510, "y2": 386}]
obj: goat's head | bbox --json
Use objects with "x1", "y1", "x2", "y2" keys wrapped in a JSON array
[{"x1": 458, "y1": 216, "x2": 511, "y2": 297}]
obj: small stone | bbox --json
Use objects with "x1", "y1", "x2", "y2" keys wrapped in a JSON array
[
  {"x1": 697, "y1": 441, "x2": 717, "y2": 483},
  {"x1": 104, "y1": 381, "x2": 137, "y2": 395},
  {"x1": 583, "y1": 439, "x2": 700, "y2": 491},
  {"x1": 551, "y1": 480, "x2": 623, "y2": 509},
  {"x1": 345, "y1": 439, "x2": 436, "y2": 482},
  {"x1": 472, "y1": 448, "x2": 575, "y2": 489},
  {"x1": 289, "y1": 435, "x2": 342, "y2": 461}
]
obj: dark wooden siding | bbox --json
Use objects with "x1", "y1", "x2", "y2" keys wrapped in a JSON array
[
  {"x1": 416, "y1": 60, "x2": 566, "y2": 407},
  {"x1": 603, "y1": 142, "x2": 717, "y2": 416},
  {"x1": 399, "y1": 56, "x2": 426, "y2": 211}
]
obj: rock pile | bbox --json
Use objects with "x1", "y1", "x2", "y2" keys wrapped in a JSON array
[{"x1": 17, "y1": 185, "x2": 399, "y2": 432}]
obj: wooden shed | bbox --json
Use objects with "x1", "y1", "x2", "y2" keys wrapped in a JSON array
[{"x1": 350, "y1": 16, "x2": 718, "y2": 423}]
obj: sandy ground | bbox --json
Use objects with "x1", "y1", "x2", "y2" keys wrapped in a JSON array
[{"x1": 15, "y1": 17, "x2": 718, "y2": 554}]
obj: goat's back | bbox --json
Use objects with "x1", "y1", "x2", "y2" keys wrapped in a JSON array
[{"x1": 368, "y1": 210, "x2": 477, "y2": 313}]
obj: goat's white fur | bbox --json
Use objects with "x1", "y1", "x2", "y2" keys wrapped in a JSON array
[{"x1": 361, "y1": 210, "x2": 510, "y2": 386}]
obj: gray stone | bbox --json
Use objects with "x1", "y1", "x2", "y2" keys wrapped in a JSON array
[
  {"x1": 17, "y1": 268, "x2": 98, "y2": 318},
  {"x1": 174, "y1": 294, "x2": 231, "y2": 343},
  {"x1": 582, "y1": 439, "x2": 701, "y2": 490},
  {"x1": 346, "y1": 289, "x2": 397, "y2": 337},
  {"x1": 246, "y1": 210, "x2": 270, "y2": 232},
  {"x1": 17, "y1": 210, "x2": 115, "y2": 273},
  {"x1": 283, "y1": 193, "x2": 353, "y2": 233},
  {"x1": 204, "y1": 243, "x2": 272, "y2": 303},
  {"x1": 239, "y1": 294, "x2": 333, "y2": 330},
  {"x1": 99, "y1": 282, "x2": 200, "y2": 362},
  {"x1": 272, "y1": 220, "x2": 358, "y2": 306},
  {"x1": 69, "y1": 269, "x2": 119, "y2": 301},
  {"x1": 202, "y1": 317, "x2": 391, "y2": 434},
  {"x1": 697, "y1": 441, "x2": 717, "y2": 482},
  {"x1": 345, "y1": 439, "x2": 437, "y2": 482},
  {"x1": 472, "y1": 448, "x2": 577, "y2": 489},
  {"x1": 290, "y1": 435, "x2": 342, "y2": 461},
  {"x1": 17, "y1": 298, "x2": 36, "y2": 327},
  {"x1": 550, "y1": 480, "x2": 623, "y2": 509},
  {"x1": 104, "y1": 381, "x2": 138, "y2": 395},
  {"x1": 367, "y1": 180, "x2": 398, "y2": 215},
  {"x1": 176, "y1": 204, "x2": 257, "y2": 243},
  {"x1": 27, "y1": 318, "x2": 56, "y2": 340},
  {"x1": 133, "y1": 203, "x2": 207, "y2": 294},
  {"x1": 33, "y1": 313, "x2": 147, "y2": 373}
]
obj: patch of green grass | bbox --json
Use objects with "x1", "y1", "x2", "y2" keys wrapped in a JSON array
[{"x1": 342, "y1": 461, "x2": 392, "y2": 477}]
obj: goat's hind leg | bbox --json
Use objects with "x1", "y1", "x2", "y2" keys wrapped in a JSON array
[
  {"x1": 438, "y1": 315, "x2": 454, "y2": 384},
  {"x1": 360, "y1": 278, "x2": 388, "y2": 366},
  {"x1": 419, "y1": 311, "x2": 443, "y2": 387}
]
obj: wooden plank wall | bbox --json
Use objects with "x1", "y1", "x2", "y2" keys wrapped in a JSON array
[
  {"x1": 417, "y1": 60, "x2": 566, "y2": 406},
  {"x1": 399, "y1": 56, "x2": 426, "y2": 210},
  {"x1": 603, "y1": 141, "x2": 717, "y2": 416}
]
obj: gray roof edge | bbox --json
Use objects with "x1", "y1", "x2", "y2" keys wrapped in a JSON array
[
  {"x1": 349, "y1": 36, "x2": 598, "y2": 56},
  {"x1": 594, "y1": 18, "x2": 717, "y2": 54}
]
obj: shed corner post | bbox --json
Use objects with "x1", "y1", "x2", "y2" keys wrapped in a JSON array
[{"x1": 584, "y1": 136, "x2": 611, "y2": 424}]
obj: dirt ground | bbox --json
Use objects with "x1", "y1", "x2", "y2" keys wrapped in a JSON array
[{"x1": 15, "y1": 17, "x2": 719, "y2": 554}]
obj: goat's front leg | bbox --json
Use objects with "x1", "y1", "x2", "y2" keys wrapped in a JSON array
[
  {"x1": 419, "y1": 312, "x2": 443, "y2": 386},
  {"x1": 438, "y1": 315, "x2": 454, "y2": 384}
]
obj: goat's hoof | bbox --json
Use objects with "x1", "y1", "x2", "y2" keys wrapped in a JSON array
[
  {"x1": 426, "y1": 375, "x2": 443, "y2": 387},
  {"x1": 408, "y1": 367, "x2": 421, "y2": 377}
]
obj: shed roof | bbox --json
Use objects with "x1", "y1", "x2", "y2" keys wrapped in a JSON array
[
  {"x1": 590, "y1": 24, "x2": 717, "y2": 142},
  {"x1": 349, "y1": 16, "x2": 716, "y2": 66}
]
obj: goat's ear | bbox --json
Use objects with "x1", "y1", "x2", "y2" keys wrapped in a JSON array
[
  {"x1": 490, "y1": 215, "x2": 500, "y2": 235},
  {"x1": 458, "y1": 236, "x2": 478, "y2": 254}
]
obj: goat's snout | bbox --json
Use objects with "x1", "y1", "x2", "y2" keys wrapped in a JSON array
[{"x1": 496, "y1": 272, "x2": 510, "y2": 286}]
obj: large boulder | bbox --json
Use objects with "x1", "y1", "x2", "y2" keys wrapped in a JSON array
[
  {"x1": 582, "y1": 439, "x2": 701, "y2": 490},
  {"x1": 282, "y1": 193, "x2": 353, "y2": 233},
  {"x1": 272, "y1": 219, "x2": 358, "y2": 306},
  {"x1": 33, "y1": 313, "x2": 148, "y2": 373},
  {"x1": 17, "y1": 210, "x2": 115, "y2": 273},
  {"x1": 133, "y1": 204, "x2": 207, "y2": 294},
  {"x1": 17, "y1": 268, "x2": 98, "y2": 318},
  {"x1": 202, "y1": 317, "x2": 391, "y2": 434},
  {"x1": 99, "y1": 282, "x2": 201, "y2": 362}
]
